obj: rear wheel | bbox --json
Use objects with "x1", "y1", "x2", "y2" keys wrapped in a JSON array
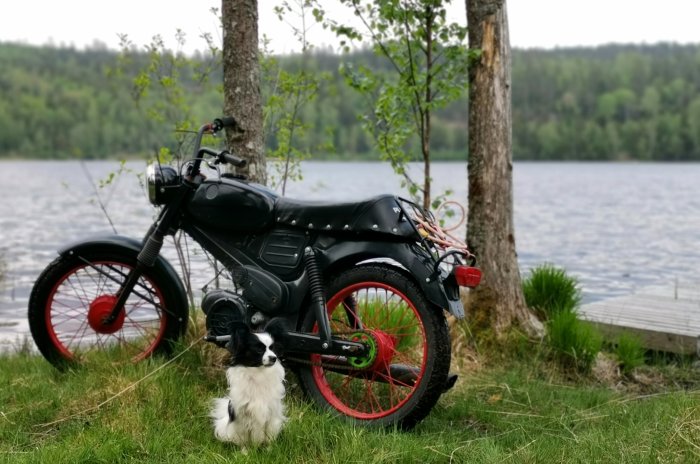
[
  {"x1": 296, "y1": 264, "x2": 450, "y2": 430},
  {"x1": 28, "y1": 247, "x2": 188, "y2": 369}
]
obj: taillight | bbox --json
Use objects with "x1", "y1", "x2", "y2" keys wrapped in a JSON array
[{"x1": 453, "y1": 266, "x2": 482, "y2": 288}]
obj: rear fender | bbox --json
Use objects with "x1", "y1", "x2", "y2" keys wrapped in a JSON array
[
  {"x1": 58, "y1": 235, "x2": 188, "y2": 312},
  {"x1": 314, "y1": 239, "x2": 464, "y2": 318}
]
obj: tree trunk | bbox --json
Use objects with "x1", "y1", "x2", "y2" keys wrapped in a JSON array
[
  {"x1": 465, "y1": 0, "x2": 543, "y2": 337},
  {"x1": 222, "y1": 0, "x2": 266, "y2": 184}
]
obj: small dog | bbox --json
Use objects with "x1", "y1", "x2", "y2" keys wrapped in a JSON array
[{"x1": 210, "y1": 320, "x2": 286, "y2": 447}]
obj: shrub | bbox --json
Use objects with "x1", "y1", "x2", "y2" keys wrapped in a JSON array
[
  {"x1": 522, "y1": 264, "x2": 581, "y2": 321},
  {"x1": 614, "y1": 332, "x2": 646, "y2": 374},
  {"x1": 548, "y1": 308, "x2": 603, "y2": 372}
]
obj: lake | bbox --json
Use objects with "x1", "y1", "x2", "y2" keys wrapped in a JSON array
[{"x1": 1, "y1": 160, "x2": 699, "y2": 342}]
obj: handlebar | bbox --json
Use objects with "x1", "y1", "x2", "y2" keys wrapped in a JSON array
[
  {"x1": 197, "y1": 147, "x2": 247, "y2": 168},
  {"x1": 220, "y1": 150, "x2": 247, "y2": 168},
  {"x1": 189, "y1": 116, "x2": 245, "y2": 177}
]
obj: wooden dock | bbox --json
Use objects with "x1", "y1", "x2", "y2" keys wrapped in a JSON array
[{"x1": 579, "y1": 284, "x2": 700, "y2": 356}]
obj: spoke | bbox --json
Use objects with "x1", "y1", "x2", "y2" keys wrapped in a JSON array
[
  {"x1": 51, "y1": 298, "x2": 81, "y2": 313},
  {"x1": 316, "y1": 281, "x2": 432, "y2": 419},
  {"x1": 44, "y1": 258, "x2": 169, "y2": 362},
  {"x1": 333, "y1": 375, "x2": 353, "y2": 398},
  {"x1": 114, "y1": 331, "x2": 145, "y2": 354},
  {"x1": 95, "y1": 333, "x2": 107, "y2": 352},
  {"x1": 360, "y1": 374, "x2": 380, "y2": 413},
  {"x1": 63, "y1": 275, "x2": 93, "y2": 309},
  {"x1": 337, "y1": 372, "x2": 355, "y2": 392},
  {"x1": 124, "y1": 316, "x2": 152, "y2": 340},
  {"x1": 86, "y1": 265, "x2": 106, "y2": 290},
  {"x1": 62, "y1": 316, "x2": 91, "y2": 351},
  {"x1": 387, "y1": 371, "x2": 397, "y2": 406},
  {"x1": 94, "y1": 266, "x2": 108, "y2": 296},
  {"x1": 374, "y1": 369, "x2": 414, "y2": 389},
  {"x1": 51, "y1": 313, "x2": 86, "y2": 328},
  {"x1": 76, "y1": 259, "x2": 167, "y2": 313},
  {"x1": 82, "y1": 266, "x2": 107, "y2": 297}
]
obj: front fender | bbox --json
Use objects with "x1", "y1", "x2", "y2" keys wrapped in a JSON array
[
  {"x1": 58, "y1": 234, "x2": 188, "y2": 310},
  {"x1": 314, "y1": 238, "x2": 464, "y2": 318}
]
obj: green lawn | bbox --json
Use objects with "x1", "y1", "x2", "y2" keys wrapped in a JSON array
[{"x1": 0, "y1": 339, "x2": 698, "y2": 464}]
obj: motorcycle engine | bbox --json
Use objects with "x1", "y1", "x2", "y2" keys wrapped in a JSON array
[{"x1": 201, "y1": 289, "x2": 248, "y2": 347}]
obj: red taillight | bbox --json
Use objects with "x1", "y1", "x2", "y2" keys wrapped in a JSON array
[{"x1": 453, "y1": 266, "x2": 481, "y2": 288}]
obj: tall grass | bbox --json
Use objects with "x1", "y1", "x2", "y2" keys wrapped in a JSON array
[
  {"x1": 523, "y1": 264, "x2": 603, "y2": 372},
  {"x1": 614, "y1": 332, "x2": 646, "y2": 375},
  {"x1": 522, "y1": 264, "x2": 581, "y2": 320},
  {"x1": 1, "y1": 342, "x2": 698, "y2": 463},
  {"x1": 548, "y1": 308, "x2": 603, "y2": 372}
]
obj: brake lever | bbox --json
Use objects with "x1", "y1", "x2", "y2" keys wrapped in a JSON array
[{"x1": 203, "y1": 160, "x2": 221, "y2": 178}]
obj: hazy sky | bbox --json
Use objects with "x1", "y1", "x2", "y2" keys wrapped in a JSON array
[{"x1": 1, "y1": 0, "x2": 698, "y2": 54}]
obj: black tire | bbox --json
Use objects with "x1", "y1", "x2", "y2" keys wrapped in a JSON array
[
  {"x1": 28, "y1": 246, "x2": 188, "y2": 369},
  {"x1": 296, "y1": 263, "x2": 450, "y2": 430}
]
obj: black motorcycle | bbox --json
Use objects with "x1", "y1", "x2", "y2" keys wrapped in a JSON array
[{"x1": 28, "y1": 117, "x2": 481, "y2": 429}]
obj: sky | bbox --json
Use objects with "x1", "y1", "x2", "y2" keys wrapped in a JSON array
[{"x1": 0, "y1": 0, "x2": 698, "y2": 54}]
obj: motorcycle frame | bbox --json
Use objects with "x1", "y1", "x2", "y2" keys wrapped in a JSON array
[{"x1": 94, "y1": 120, "x2": 463, "y2": 359}]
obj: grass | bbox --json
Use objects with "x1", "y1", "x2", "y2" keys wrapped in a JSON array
[
  {"x1": 614, "y1": 332, "x2": 647, "y2": 375},
  {"x1": 547, "y1": 308, "x2": 604, "y2": 372},
  {"x1": 522, "y1": 264, "x2": 607, "y2": 373},
  {"x1": 1, "y1": 334, "x2": 698, "y2": 464},
  {"x1": 522, "y1": 264, "x2": 582, "y2": 320}
]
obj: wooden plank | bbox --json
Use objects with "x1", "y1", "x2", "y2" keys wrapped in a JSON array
[
  {"x1": 581, "y1": 320, "x2": 698, "y2": 356},
  {"x1": 580, "y1": 308, "x2": 699, "y2": 336},
  {"x1": 579, "y1": 309, "x2": 697, "y2": 334},
  {"x1": 579, "y1": 286, "x2": 700, "y2": 356}
]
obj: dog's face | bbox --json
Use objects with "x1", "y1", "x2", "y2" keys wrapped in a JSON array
[{"x1": 229, "y1": 323, "x2": 279, "y2": 368}]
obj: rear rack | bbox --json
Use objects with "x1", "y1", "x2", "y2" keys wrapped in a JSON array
[{"x1": 395, "y1": 197, "x2": 476, "y2": 271}]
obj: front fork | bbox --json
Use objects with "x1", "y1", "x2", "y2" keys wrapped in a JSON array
[
  {"x1": 102, "y1": 222, "x2": 165, "y2": 324},
  {"x1": 103, "y1": 183, "x2": 192, "y2": 325}
]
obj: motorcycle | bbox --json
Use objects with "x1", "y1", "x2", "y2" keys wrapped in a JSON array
[{"x1": 28, "y1": 117, "x2": 481, "y2": 430}]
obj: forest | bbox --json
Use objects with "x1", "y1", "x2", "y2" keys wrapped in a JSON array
[{"x1": 1, "y1": 41, "x2": 699, "y2": 161}]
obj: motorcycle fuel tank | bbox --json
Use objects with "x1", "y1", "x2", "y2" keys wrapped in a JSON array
[{"x1": 187, "y1": 178, "x2": 277, "y2": 232}]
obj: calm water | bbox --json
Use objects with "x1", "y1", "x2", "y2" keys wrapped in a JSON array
[{"x1": 1, "y1": 160, "x2": 699, "y2": 342}]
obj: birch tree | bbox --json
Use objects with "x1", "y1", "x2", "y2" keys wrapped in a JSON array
[
  {"x1": 465, "y1": 0, "x2": 543, "y2": 337},
  {"x1": 222, "y1": 0, "x2": 266, "y2": 183}
]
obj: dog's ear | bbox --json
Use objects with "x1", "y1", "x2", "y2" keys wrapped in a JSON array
[
  {"x1": 226, "y1": 319, "x2": 251, "y2": 354},
  {"x1": 264, "y1": 318, "x2": 289, "y2": 354},
  {"x1": 264, "y1": 318, "x2": 288, "y2": 340}
]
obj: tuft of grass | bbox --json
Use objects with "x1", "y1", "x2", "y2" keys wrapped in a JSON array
[
  {"x1": 615, "y1": 332, "x2": 647, "y2": 374},
  {"x1": 522, "y1": 264, "x2": 603, "y2": 372},
  {"x1": 548, "y1": 308, "x2": 603, "y2": 372},
  {"x1": 522, "y1": 264, "x2": 581, "y2": 320}
]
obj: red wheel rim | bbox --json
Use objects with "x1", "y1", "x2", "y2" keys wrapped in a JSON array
[
  {"x1": 311, "y1": 282, "x2": 428, "y2": 420},
  {"x1": 44, "y1": 260, "x2": 168, "y2": 363}
]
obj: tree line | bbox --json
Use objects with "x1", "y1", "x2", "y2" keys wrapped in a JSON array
[{"x1": 1, "y1": 41, "x2": 699, "y2": 161}]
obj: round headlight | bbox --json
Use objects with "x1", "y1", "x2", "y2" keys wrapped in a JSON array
[{"x1": 147, "y1": 164, "x2": 179, "y2": 205}]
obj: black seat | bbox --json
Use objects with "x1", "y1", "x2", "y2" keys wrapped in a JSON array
[{"x1": 274, "y1": 194, "x2": 413, "y2": 237}]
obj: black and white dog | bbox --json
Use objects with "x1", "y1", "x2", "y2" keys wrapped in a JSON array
[{"x1": 210, "y1": 320, "x2": 286, "y2": 447}]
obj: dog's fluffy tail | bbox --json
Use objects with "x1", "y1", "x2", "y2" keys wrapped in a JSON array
[{"x1": 210, "y1": 397, "x2": 234, "y2": 442}]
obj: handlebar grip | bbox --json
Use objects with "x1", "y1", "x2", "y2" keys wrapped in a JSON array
[{"x1": 221, "y1": 151, "x2": 247, "y2": 168}]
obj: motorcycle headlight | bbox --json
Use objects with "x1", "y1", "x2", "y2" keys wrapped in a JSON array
[{"x1": 146, "y1": 164, "x2": 180, "y2": 205}]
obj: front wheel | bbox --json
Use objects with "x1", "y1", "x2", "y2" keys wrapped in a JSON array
[
  {"x1": 296, "y1": 264, "x2": 451, "y2": 430},
  {"x1": 28, "y1": 246, "x2": 188, "y2": 369}
]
